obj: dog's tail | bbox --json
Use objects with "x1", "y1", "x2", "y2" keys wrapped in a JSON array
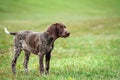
[{"x1": 4, "y1": 27, "x2": 17, "y2": 35}]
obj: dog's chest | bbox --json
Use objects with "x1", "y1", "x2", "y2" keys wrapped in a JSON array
[
  {"x1": 38, "y1": 33, "x2": 54, "y2": 54},
  {"x1": 39, "y1": 41, "x2": 53, "y2": 54}
]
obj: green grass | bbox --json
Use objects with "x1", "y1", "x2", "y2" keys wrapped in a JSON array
[{"x1": 0, "y1": 0, "x2": 120, "y2": 80}]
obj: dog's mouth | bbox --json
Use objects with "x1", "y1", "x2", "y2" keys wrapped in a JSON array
[{"x1": 62, "y1": 32, "x2": 70, "y2": 38}]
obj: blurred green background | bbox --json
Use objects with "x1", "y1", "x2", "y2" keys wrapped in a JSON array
[
  {"x1": 0, "y1": 0, "x2": 120, "y2": 20},
  {"x1": 0, "y1": 0, "x2": 120, "y2": 80}
]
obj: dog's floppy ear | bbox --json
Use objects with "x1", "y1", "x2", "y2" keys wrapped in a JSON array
[{"x1": 47, "y1": 23, "x2": 58, "y2": 39}]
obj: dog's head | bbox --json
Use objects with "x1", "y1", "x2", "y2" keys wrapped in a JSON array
[{"x1": 47, "y1": 23, "x2": 70, "y2": 39}]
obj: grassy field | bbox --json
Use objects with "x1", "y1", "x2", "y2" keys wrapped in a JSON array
[{"x1": 0, "y1": 0, "x2": 120, "y2": 80}]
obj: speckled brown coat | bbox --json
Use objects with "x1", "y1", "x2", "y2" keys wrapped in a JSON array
[{"x1": 5, "y1": 23, "x2": 70, "y2": 75}]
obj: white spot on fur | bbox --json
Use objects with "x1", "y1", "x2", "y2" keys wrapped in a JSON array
[{"x1": 4, "y1": 27, "x2": 10, "y2": 34}]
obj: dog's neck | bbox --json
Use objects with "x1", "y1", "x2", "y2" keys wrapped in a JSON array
[{"x1": 43, "y1": 31, "x2": 58, "y2": 44}]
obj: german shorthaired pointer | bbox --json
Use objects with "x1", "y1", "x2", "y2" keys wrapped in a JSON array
[{"x1": 4, "y1": 23, "x2": 70, "y2": 75}]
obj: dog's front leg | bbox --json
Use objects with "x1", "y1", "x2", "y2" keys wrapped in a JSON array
[
  {"x1": 38, "y1": 52, "x2": 44, "y2": 75},
  {"x1": 45, "y1": 52, "x2": 51, "y2": 74}
]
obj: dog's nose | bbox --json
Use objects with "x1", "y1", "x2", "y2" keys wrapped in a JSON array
[{"x1": 66, "y1": 31, "x2": 70, "y2": 36}]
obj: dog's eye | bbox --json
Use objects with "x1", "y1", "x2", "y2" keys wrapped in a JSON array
[{"x1": 59, "y1": 26, "x2": 63, "y2": 29}]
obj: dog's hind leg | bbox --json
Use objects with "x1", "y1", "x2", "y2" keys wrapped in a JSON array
[
  {"x1": 11, "y1": 47, "x2": 22, "y2": 74},
  {"x1": 23, "y1": 50, "x2": 30, "y2": 74}
]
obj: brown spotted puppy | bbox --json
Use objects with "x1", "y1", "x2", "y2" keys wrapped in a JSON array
[{"x1": 4, "y1": 23, "x2": 70, "y2": 75}]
